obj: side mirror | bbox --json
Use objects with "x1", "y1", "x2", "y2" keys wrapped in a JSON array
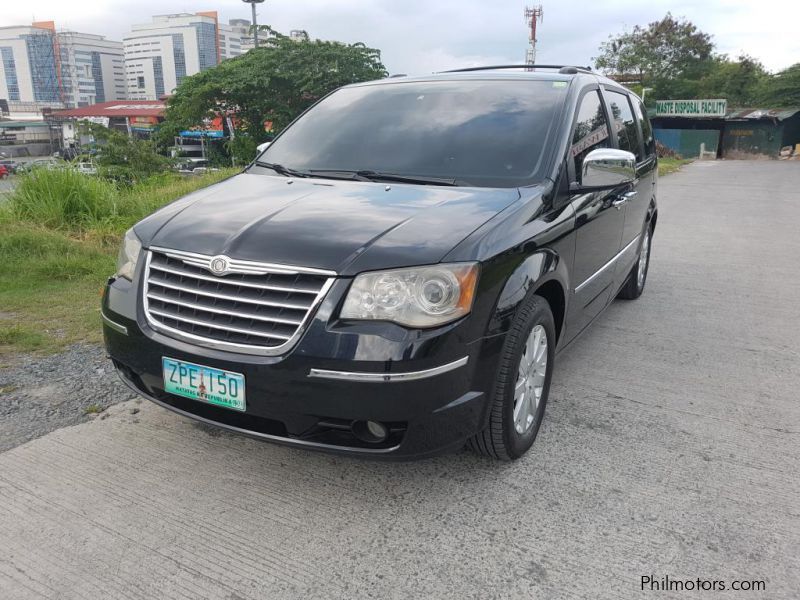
[{"x1": 576, "y1": 148, "x2": 636, "y2": 190}]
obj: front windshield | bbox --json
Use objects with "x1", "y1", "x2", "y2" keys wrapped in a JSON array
[{"x1": 254, "y1": 79, "x2": 568, "y2": 187}]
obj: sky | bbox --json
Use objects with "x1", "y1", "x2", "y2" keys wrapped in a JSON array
[{"x1": 2, "y1": 0, "x2": 797, "y2": 74}]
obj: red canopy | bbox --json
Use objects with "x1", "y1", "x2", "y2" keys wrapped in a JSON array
[{"x1": 53, "y1": 101, "x2": 166, "y2": 119}]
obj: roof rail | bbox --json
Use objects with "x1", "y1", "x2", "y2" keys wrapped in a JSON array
[{"x1": 441, "y1": 64, "x2": 593, "y2": 74}]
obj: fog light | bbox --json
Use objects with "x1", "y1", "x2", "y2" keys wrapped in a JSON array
[{"x1": 351, "y1": 420, "x2": 389, "y2": 443}]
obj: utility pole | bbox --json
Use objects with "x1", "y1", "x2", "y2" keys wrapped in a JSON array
[
  {"x1": 242, "y1": 0, "x2": 266, "y2": 48},
  {"x1": 524, "y1": 5, "x2": 543, "y2": 68}
]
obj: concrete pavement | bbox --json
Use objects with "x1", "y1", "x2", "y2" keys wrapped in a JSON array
[{"x1": 1, "y1": 160, "x2": 798, "y2": 599}]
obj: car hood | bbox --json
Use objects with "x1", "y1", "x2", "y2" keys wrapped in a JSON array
[{"x1": 136, "y1": 172, "x2": 522, "y2": 275}]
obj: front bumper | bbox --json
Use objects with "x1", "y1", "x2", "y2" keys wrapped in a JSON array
[{"x1": 102, "y1": 275, "x2": 505, "y2": 460}]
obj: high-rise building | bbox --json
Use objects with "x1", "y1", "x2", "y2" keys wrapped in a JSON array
[
  {"x1": 58, "y1": 30, "x2": 127, "y2": 108},
  {"x1": 227, "y1": 19, "x2": 256, "y2": 54},
  {"x1": 124, "y1": 13, "x2": 249, "y2": 101},
  {"x1": 0, "y1": 22, "x2": 125, "y2": 111}
]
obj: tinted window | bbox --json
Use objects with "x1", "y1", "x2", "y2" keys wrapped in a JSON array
[
  {"x1": 606, "y1": 91, "x2": 641, "y2": 160},
  {"x1": 570, "y1": 90, "x2": 610, "y2": 178},
  {"x1": 631, "y1": 98, "x2": 655, "y2": 158},
  {"x1": 257, "y1": 80, "x2": 568, "y2": 188}
]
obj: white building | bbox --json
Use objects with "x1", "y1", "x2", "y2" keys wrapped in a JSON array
[
  {"x1": 0, "y1": 22, "x2": 125, "y2": 111},
  {"x1": 224, "y1": 19, "x2": 252, "y2": 56},
  {"x1": 58, "y1": 31, "x2": 126, "y2": 107},
  {"x1": 124, "y1": 13, "x2": 250, "y2": 101}
]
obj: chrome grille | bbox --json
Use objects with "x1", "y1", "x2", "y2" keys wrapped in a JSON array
[{"x1": 143, "y1": 248, "x2": 335, "y2": 355}]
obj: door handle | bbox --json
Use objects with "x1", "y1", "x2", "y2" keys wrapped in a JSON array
[{"x1": 612, "y1": 190, "x2": 637, "y2": 210}]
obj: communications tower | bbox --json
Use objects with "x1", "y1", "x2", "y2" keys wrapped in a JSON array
[{"x1": 524, "y1": 5, "x2": 543, "y2": 67}]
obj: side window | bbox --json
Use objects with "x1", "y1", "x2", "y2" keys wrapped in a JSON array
[
  {"x1": 606, "y1": 91, "x2": 641, "y2": 161},
  {"x1": 570, "y1": 91, "x2": 610, "y2": 179},
  {"x1": 632, "y1": 98, "x2": 655, "y2": 158}
]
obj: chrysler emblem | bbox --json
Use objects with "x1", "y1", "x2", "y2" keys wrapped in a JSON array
[{"x1": 209, "y1": 256, "x2": 229, "y2": 276}]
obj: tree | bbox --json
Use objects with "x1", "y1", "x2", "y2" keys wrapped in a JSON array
[
  {"x1": 594, "y1": 13, "x2": 714, "y2": 100},
  {"x1": 698, "y1": 55, "x2": 768, "y2": 106},
  {"x1": 79, "y1": 122, "x2": 172, "y2": 184},
  {"x1": 759, "y1": 63, "x2": 800, "y2": 108},
  {"x1": 158, "y1": 31, "x2": 386, "y2": 161}
]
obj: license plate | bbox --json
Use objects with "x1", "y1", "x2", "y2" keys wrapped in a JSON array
[{"x1": 162, "y1": 357, "x2": 246, "y2": 412}]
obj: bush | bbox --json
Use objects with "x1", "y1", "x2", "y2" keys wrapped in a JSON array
[
  {"x1": 656, "y1": 141, "x2": 682, "y2": 159},
  {"x1": 226, "y1": 136, "x2": 259, "y2": 166},
  {"x1": 9, "y1": 168, "x2": 120, "y2": 229},
  {"x1": 79, "y1": 122, "x2": 174, "y2": 185}
]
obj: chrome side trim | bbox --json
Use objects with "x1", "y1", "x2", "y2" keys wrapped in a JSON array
[
  {"x1": 308, "y1": 356, "x2": 469, "y2": 383},
  {"x1": 149, "y1": 245, "x2": 337, "y2": 277},
  {"x1": 574, "y1": 234, "x2": 641, "y2": 294},
  {"x1": 101, "y1": 312, "x2": 128, "y2": 335},
  {"x1": 142, "y1": 251, "x2": 336, "y2": 356},
  {"x1": 113, "y1": 369, "x2": 400, "y2": 455}
]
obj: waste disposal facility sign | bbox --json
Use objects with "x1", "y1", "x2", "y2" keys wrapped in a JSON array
[{"x1": 655, "y1": 99, "x2": 727, "y2": 118}]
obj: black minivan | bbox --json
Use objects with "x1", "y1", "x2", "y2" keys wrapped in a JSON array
[{"x1": 103, "y1": 66, "x2": 657, "y2": 460}]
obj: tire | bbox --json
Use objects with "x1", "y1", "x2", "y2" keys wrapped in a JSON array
[
  {"x1": 469, "y1": 293, "x2": 556, "y2": 460},
  {"x1": 617, "y1": 223, "x2": 653, "y2": 300}
]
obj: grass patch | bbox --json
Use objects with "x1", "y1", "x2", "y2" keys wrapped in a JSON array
[
  {"x1": 0, "y1": 324, "x2": 47, "y2": 353},
  {"x1": 0, "y1": 168, "x2": 237, "y2": 356},
  {"x1": 83, "y1": 404, "x2": 103, "y2": 414},
  {"x1": 9, "y1": 168, "x2": 235, "y2": 235},
  {"x1": 658, "y1": 158, "x2": 691, "y2": 176},
  {"x1": 9, "y1": 169, "x2": 120, "y2": 229},
  {"x1": 0, "y1": 222, "x2": 113, "y2": 354}
]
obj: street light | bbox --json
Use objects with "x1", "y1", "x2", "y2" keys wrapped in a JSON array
[{"x1": 242, "y1": 0, "x2": 266, "y2": 48}]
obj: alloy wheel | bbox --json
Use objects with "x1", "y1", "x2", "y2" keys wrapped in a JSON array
[{"x1": 513, "y1": 324, "x2": 548, "y2": 434}]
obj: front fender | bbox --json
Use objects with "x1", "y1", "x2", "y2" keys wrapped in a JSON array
[{"x1": 484, "y1": 249, "x2": 569, "y2": 338}]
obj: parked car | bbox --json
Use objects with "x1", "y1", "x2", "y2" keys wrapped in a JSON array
[
  {"x1": 103, "y1": 65, "x2": 657, "y2": 460},
  {"x1": 0, "y1": 164, "x2": 8, "y2": 179},
  {"x1": 75, "y1": 162, "x2": 98, "y2": 175},
  {"x1": 175, "y1": 159, "x2": 209, "y2": 173},
  {"x1": 0, "y1": 159, "x2": 19, "y2": 174},
  {"x1": 20, "y1": 158, "x2": 65, "y2": 172}
]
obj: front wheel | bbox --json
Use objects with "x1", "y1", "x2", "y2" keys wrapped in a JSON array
[{"x1": 468, "y1": 294, "x2": 556, "y2": 460}]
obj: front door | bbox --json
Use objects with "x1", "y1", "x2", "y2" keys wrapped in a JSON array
[
  {"x1": 604, "y1": 90, "x2": 655, "y2": 281},
  {"x1": 565, "y1": 89, "x2": 627, "y2": 339}
]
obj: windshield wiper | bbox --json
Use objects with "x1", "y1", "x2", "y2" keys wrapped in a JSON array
[
  {"x1": 254, "y1": 161, "x2": 311, "y2": 178},
  {"x1": 310, "y1": 169, "x2": 459, "y2": 186},
  {"x1": 256, "y1": 164, "x2": 460, "y2": 186},
  {"x1": 305, "y1": 169, "x2": 373, "y2": 182}
]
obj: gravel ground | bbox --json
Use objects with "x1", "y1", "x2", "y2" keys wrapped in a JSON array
[{"x1": 0, "y1": 345, "x2": 137, "y2": 452}]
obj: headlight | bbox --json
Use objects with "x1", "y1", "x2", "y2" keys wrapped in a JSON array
[
  {"x1": 116, "y1": 228, "x2": 142, "y2": 281},
  {"x1": 340, "y1": 263, "x2": 479, "y2": 328}
]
